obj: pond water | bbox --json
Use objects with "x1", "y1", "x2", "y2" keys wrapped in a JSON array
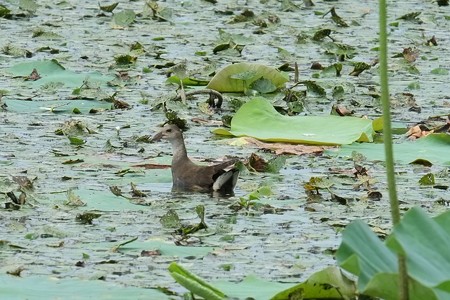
[{"x1": 0, "y1": 0, "x2": 449, "y2": 298}]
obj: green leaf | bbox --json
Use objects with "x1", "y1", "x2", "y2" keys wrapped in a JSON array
[
  {"x1": 160, "y1": 209, "x2": 181, "y2": 228},
  {"x1": 407, "y1": 82, "x2": 421, "y2": 89},
  {"x1": 114, "y1": 54, "x2": 137, "y2": 66},
  {"x1": 419, "y1": 173, "x2": 435, "y2": 185},
  {"x1": 113, "y1": 9, "x2": 136, "y2": 27},
  {"x1": 0, "y1": 5, "x2": 11, "y2": 17},
  {"x1": 8, "y1": 59, "x2": 65, "y2": 75},
  {"x1": 178, "y1": 268, "x2": 356, "y2": 300},
  {"x1": 214, "y1": 98, "x2": 374, "y2": 145},
  {"x1": 332, "y1": 85, "x2": 345, "y2": 99},
  {"x1": 248, "y1": 185, "x2": 273, "y2": 200},
  {"x1": 213, "y1": 275, "x2": 291, "y2": 299},
  {"x1": 19, "y1": 0, "x2": 38, "y2": 13},
  {"x1": 397, "y1": 11, "x2": 421, "y2": 21},
  {"x1": 265, "y1": 156, "x2": 286, "y2": 173},
  {"x1": 168, "y1": 262, "x2": 227, "y2": 300},
  {"x1": 322, "y1": 42, "x2": 356, "y2": 59},
  {"x1": 430, "y1": 68, "x2": 449, "y2": 75},
  {"x1": 4, "y1": 99, "x2": 112, "y2": 114},
  {"x1": 82, "y1": 236, "x2": 214, "y2": 258},
  {"x1": 270, "y1": 267, "x2": 356, "y2": 299},
  {"x1": 166, "y1": 76, "x2": 209, "y2": 86},
  {"x1": 337, "y1": 207, "x2": 450, "y2": 299},
  {"x1": 230, "y1": 70, "x2": 258, "y2": 81},
  {"x1": 207, "y1": 63, "x2": 288, "y2": 92},
  {"x1": 7, "y1": 60, "x2": 113, "y2": 88},
  {"x1": 111, "y1": 236, "x2": 138, "y2": 252},
  {"x1": 390, "y1": 208, "x2": 450, "y2": 287},
  {"x1": 312, "y1": 28, "x2": 332, "y2": 41},
  {"x1": 250, "y1": 78, "x2": 277, "y2": 94},
  {"x1": 0, "y1": 274, "x2": 167, "y2": 299},
  {"x1": 329, "y1": 133, "x2": 450, "y2": 165},
  {"x1": 301, "y1": 80, "x2": 326, "y2": 96},
  {"x1": 68, "y1": 136, "x2": 86, "y2": 145},
  {"x1": 336, "y1": 220, "x2": 397, "y2": 290},
  {"x1": 99, "y1": 2, "x2": 118, "y2": 13}
]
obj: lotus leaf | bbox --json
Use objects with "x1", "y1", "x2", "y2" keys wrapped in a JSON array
[
  {"x1": 337, "y1": 207, "x2": 450, "y2": 299},
  {"x1": 329, "y1": 133, "x2": 450, "y2": 165},
  {"x1": 207, "y1": 63, "x2": 289, "y2": 92},
  {"x1": 214, "y1": 98, "x2": 374, "y2": 145}
]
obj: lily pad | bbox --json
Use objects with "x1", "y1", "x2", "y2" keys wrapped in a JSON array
[
  {"x1": 328, "y1": 133, "x2": 450, "y2": 165},
  {"x1": 207, "y1": 63, "x2": 289, "y2": 92},
  {"x1": 3, "y1": 99, "x2": 112, "y2": 114},
  {"x1": 0, "y1": 274, "x2": 167, "y2": 300},
  {"x1": 113, "y1": 240, "x2": 214, "y2": 257},
  {"x1": 7, "y1": 60, "x2": 114, "y2": 88},
  {"x1": 214, "y1": 98, "x2": 374, "y2": 145}
]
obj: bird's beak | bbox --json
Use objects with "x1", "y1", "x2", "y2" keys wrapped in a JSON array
[{"x1": 151, "y1": 131, "x2": 163, "y2": 142}]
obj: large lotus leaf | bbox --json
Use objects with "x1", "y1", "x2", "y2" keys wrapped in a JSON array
[
  {"x1": 206, "y1": 63, "x2": 289, "y2": 92},
  {"x1": 328, "y1": 133, "x2": 450, "y2": 165},
  {"x1": 336, "y1": 220, "x2": 398, "y2": 291},
  {"x1": 169, "y1": 263, "x2": 354, "y2": 300},
  {"x1": 7, "y1": 60, "x2": 114, "y2": 88},
  {"x1": 337, "y1": 207, "x2": 450, "y2": 299},
  {"x1": 363, "y1": 273, "x2": 439, "y2": 300},
  {"x1": 270, "y1": 266, "x2": 355, "y2": 299},
  {"x1": 0, "y1": 274, "x2": 167, "y2": 300},
  {"x1": 213, "y1": 98, "x2": 374, "y2": 145},
  {"x1": 388, "y1": 208, "x2": 450, "y2": 287}
]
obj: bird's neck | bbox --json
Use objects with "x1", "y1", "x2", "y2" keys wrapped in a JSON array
[{"x1": 170, "y1": 136, "x2": 189, "y2": 165}]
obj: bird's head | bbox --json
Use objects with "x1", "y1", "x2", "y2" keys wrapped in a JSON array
[{"x1": 151, "y1": 124, "x2": 183, "y2": 142}]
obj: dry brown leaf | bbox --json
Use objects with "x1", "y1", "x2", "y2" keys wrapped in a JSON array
[
  {"x1": 190, "y1": 118, "x2": 222, "y2": 126},
  {"x1": 27, "y1": 68, "x2": 41, "y2": 81},
  {"x1": 247, "y1": 153, "x2": 268, "y2": 172},
  {"x1": 332, "y1": 105, "x2": 354, "y2": 116},
  {"x1": 403, "y1": 47, "x2": 419, "y2": 62},
  {"x1": 406, "y1": 125, "x2": 433, "y2": 139},
  {"x1": 239, "y1": 137, "x2": 331, "y2": 155}
]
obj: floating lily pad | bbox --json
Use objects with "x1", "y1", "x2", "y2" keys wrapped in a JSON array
[
  {"x1": 214, "y1": 98, "x2": 374, "y2": 145},
  {"x1": 7, "y1": 60, "x2": 114, "y2": 88},
  {"x1": 0, "y1": 274, "x2": 167, "y2": 300},
  {"x1": 329, "y1": 133, "x2": 450, "y2": 165},
  {"x1": 3, "y1": 99, "x2": 112, "y2": 114}
]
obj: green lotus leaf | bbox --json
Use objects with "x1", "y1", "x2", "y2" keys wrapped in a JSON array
[
  {"x1": 214, "y1": 98, "x2": 374, "y2": 145},
  {"x1": 329, "y1": 133, "x2": 450, "y2": 165},
  {"x1": 337, "y1": 207, "x2": 450, "y2": 299},
  {"x1": 207, "y1": 63, "x2": 288, "y2": 92}
]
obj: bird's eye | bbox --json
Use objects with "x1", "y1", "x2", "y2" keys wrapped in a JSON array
[{"x1": 166, "y1": 129, "x2": 172, "y2": 133}]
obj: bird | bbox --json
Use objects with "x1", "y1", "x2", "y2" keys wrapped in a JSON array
[{"x1": 151, "y1": 124, "x2": 239, "y2": 195}]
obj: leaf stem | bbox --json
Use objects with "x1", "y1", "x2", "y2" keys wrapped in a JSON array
[{"x1": 378, "y1": 1, "x2": 409, "y2": 299}]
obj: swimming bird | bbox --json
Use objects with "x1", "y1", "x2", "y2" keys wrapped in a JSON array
[{"x1": 151, "y1": 124, "x2": 239, "y2": 195}]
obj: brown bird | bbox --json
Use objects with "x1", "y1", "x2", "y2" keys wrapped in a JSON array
[{"x1": 151, "y1": 124, "x2": 239, "y2": 195}]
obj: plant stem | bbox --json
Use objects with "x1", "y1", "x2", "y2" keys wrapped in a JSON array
[{"x1": 378, "y1": 1, "x2": 409, "y2": 299}]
